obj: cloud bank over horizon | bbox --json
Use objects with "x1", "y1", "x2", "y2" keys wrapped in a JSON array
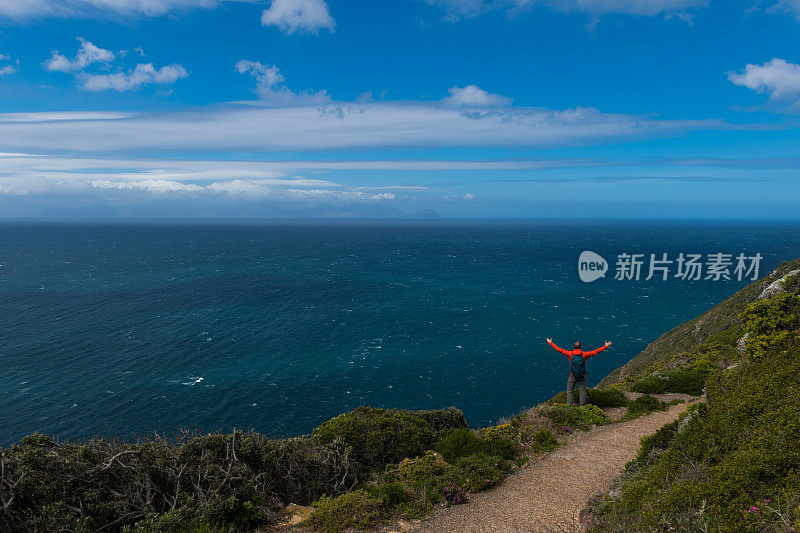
[{"x1": 1, "y1": 0, "x2": 800, "y2": 218}]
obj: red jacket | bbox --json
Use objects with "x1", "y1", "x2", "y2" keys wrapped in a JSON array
[{"x1": 547, "y1": 340, "x2": 607, "y2": 374}]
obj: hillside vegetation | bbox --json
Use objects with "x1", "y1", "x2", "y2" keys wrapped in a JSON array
[
  {"x1": 1, "y1": 400, "x2": 598, "y2": 531},
  {"x1": 592, "y1": 261, "x2": 800, "y2": 532}
]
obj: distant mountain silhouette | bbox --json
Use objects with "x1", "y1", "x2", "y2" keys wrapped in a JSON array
[{"x1": 405, "y1": 209, "x2": 441, "y2": 219}]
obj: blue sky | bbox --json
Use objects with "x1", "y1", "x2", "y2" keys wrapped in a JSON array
[{"x1": 1, "y1": 0, "x2": 800, "y2": 218}]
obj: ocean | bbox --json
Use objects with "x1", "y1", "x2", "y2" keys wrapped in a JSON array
[{"x1": 1, "y1": 219, "x2": 799, "y2": 445}]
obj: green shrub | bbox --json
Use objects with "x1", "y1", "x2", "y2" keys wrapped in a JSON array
[
  {"x1": 621, "y1": 394, "x2": 668, "y2": 420},
  {"x1": 415, "y1": 406, "x2": 469, "y2": 432},
  {"x1": 508, "y1": 408, "x2": 560, "y2": 445},
  {"x1": 528, "y1": 428, "x2": 559, "y2": 454},
  {"x1": 543, "y1": 404, "x2": 610, "y2": 430},
  {"x1": 783, "y1": 272, "x2": 800, "y2": 295},
  {"x1": 396, "y1": 451, "x2": 448, "y2": 489},
  {"x1": 634, "y1": 419, "x2": 679, "y2": 466},
  {"x1": 203, "y1": 497, "x2": 268, "y2": 530},
  {"x1": 447, "y1": 454, "x2": 513, "y2": 493},
  {"x1": 440, "y1": 483, "x2": 468, "y2": 505},
  {"x1": 434, "y1": 426, "x2": 519, "y2": 462},
  {"x1": 366, "y1": 482, "x2": 410, "y2": 507},
  {"x1": 434, "y1": 428, "x2": 485, "y2": 463},
  {"x1": 312, "y1": 406, "x2": 435, "y2": 471},
  {"x1": 741, "y1": 291, "x2": 800, "y2": 360},
  {"x1": 305, "y1": 489, "x2": 382, "y2": 532},
  {"x1": 587, "y1": 388, "x2": 630, "y2": 408},
  {"x1": 479, "y1": 423, "x2": 521, "y2": 458},
  {"x1": 483, "y1": 438, "x2": 519, "y2": 459},
  {"x1": 629, "y1": 366, "x2": 709, "y2": 396},
  {"x1": 480, "y1": 423, "x2": 517, "y2": 442}
]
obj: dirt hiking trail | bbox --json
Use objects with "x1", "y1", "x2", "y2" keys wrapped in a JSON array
[{"x1": 411, "y1": 399, "x2": 700, "y2": 533}]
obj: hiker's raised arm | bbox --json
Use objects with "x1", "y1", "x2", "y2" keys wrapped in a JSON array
[
  {"x1": 546, "y1": 338, "x2": 571, "y2": 357},
  {"x1": 584, "y1": 341, "x2": 612, "y2": 358}
]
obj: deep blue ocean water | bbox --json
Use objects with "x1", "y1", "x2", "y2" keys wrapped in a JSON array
[{"x1": 2, "y1": 220, "x2": 799, "y2": 445}]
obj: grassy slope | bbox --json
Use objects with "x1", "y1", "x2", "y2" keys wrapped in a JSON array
[{"x1": 597, "y1": 258, "x2": 800, "y2": 388}]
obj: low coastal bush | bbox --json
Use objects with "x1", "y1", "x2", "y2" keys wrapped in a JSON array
[
  {"x1": 629, "y1": 366, "x2": 709, "y2": 396},
  {"x1": 479, "y1": 423, "x2": 521, "y2": 459},
  {"x1": 528, "y1": 428, "x2": 559, "y2": 454},
  {"x1": 480, "y1": 422, "x2": 517, "y2": 442},
  {"x1": 366, "y1": 482, "x2": 411, "y2": 507},
  {"x1": 434, "y1": 425, "x2": 520, "y2": 463},
  {"x1": 507, "y1": 408, "x2": 561, "y2": 445},
  {"x1": 312, "y1": 406, "x2": 467, "y2": 472},
  {"x1": 384, "y1": 449, "x2": 517, "y2": 513},
  {"x1": 396, "y1": 451, "x2": 448, "y2": 489},
  {"x1": 741, "y1": 290, "x2": 800, "y2": 360},
  {"x1": 434, "y1": 428, "x2": 485, "y2": 462},
  {"x1": 620, "y1": 394, "x2": 668, "y2": 421},
  {"x1": 587, "y1": 388, "x2": 630, "y2": 408},
  {"x1": 304, "y1": 489, "x2": 382, "y2": 533},
  {"x1": 627, "y1": 418, "x2": 681, "y2": 471},
  {"x1": 447, "y1": 454, "x2": 513, "y2": 493},
  {"x1": 415, "y1": 406, "x2": 469, "y2": 432},
  {"x1": 541, "y1": 404, "x2": 610, "y2": 430}
]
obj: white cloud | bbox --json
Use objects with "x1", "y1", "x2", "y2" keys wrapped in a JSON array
[
  {"x1": 0, "y1": 153, "x2": 617, "y2": 192},
  {"x1": 42, "y1": 38, "x2": 188, "y2": 92},
  {"x1": 81, "y1": 63, "x2": 188, "y2": 91},
  {"x1": 0, "y1": 0, "x2": 256, "y2": 20},
  {"x1": 428, "y1": 0, "x2": 705, "y2": 20},
  {"x1": 728, "y1": 58, "x2": 800, "y2": 100},
  {"x1": 90, "y1": 178, "x2": 395, "y2": 201},
  {"x1": 0, "y1": 111, "x2": 133, "y2": 122},
  {"x1": 44, "y1": 38, "x2": 114, "y2": 72},
  {"x1": 0, "y1": 52, "x2": 18, "y2": 75},
  {"x1": 0, "y1": 102, "x2": 724, "y2": 154},
  {"x1": 261, "y1": 0, "x2": 335, "y2": 34},
  {"x1": 768, "y1": 0, "x2": 800, "y2": 20},
  {"x1": 443, "y1": 85, "x2": 512, "y2": 107},
  {"x1": 235, "y1": 60, "x2": 330, "y2": 104},
  {"x1": 92, "y1": 178, "x2": 203, "y2": 193}
]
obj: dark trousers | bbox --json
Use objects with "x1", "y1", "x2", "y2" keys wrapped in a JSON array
[{"x1": 567, "y1": 374, "x2": 587, "y2": 406}]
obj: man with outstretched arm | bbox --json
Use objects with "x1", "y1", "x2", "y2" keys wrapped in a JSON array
[{"x1": 546, "y1": 338, "x2": 612, "y2": 406}]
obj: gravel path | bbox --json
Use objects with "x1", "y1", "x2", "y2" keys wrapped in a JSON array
[{"x1": 411, "y1": 400, "x2": 699, "y2": 533}]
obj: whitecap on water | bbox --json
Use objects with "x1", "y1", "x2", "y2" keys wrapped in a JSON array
[{"x1": 182, "y1": 377, "x2": 204, "y2": 386}]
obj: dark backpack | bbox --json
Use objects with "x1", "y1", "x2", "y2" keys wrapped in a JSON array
[{"x1": 570, "y1": 354, "x2": 585, "y2": 377}]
